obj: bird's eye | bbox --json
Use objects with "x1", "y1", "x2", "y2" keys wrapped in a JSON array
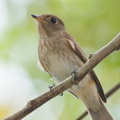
[{"x1": 51, "y1": 18, "x2": 57, "y2": 23}]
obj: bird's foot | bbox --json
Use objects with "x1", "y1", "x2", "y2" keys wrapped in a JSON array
[
  {"x1": 49, "y1": 84, "x2": 63, "y2": 96},
  {"x1": 89, "y1": 53, "x2": 93, "y2": 59},
  {"x1": 71, "y1": 69, "x2": 79, "y2": 85},
  {"x1": 89, "y1": 52, "x2": 99, "y2": 58},
  {"x1": 60, "y1": 92, "x2": 63, "y2": 96},
  {"x1": 49, "y1": 84, "x2": 56, "y2": 90}
]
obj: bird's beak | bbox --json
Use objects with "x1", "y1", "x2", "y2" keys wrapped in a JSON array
[{"x1": 31, "y1": 14, "x2": 48, "y2": 24}]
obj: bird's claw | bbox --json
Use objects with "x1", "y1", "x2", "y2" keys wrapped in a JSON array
[
  {"x1": 89, "y1": 53, "x2": 93, "y2": 59},
  {"x1": 71, "y1": 69, "x2": 79, "y2": 84},
  {"x1": 49, "y1": 84, "x2": 63, "y2": 96},
  {"x1": 49, "y1": 84, "x2": 56, "y2": 90},
  {"x1": 60, "y1": 92, "x2": 63, "y2": 96}
]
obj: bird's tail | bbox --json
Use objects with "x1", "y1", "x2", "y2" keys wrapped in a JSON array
[{"x1": 88, "y1": 100, "x2": 113, "y2": 120}]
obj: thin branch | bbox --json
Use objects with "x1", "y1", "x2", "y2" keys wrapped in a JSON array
[
  {"x1": 76, "y1": 82, "x2": 120, "y2": 120},
  {"x1": 106, "y1": 82, "x2": 120, "y2": 98},
  {"x1": 4, "y1": 33, "x2": 120, "y2": 120}
]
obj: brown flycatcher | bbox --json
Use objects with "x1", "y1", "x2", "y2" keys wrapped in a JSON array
[{"x1": 31, "y1": 14, "x2": 113, "y2": 120}]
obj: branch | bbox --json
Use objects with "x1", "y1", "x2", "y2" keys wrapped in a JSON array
[
  {"x1": 4, "y1": 33, "x2": 120, "y2": 120},
  {"x1": 76, "y1": 82, "x2": 120, "y2": 120}
]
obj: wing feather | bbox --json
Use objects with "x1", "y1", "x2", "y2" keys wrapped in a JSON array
[{"x1": 64, "y1": 32, "x2": 106, "y2": 103}]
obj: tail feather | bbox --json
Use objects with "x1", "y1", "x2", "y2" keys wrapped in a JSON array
[{"x1": 88, "y1": 101, "x2": 113, "y2": 120}]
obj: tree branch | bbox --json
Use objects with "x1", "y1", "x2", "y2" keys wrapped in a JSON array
[
  {"x1": 76, "y1": 82, "x2": 120, "y2": 120},
  {"x1": 4, "y1": 33, "x2": 120, "y2": 120}
]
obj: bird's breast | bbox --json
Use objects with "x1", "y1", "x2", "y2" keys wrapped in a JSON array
[{"x1": 38, "y1": 38, "x2": 84, "y2": 83}]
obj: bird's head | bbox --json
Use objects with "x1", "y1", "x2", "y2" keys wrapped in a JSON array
[{"x1": 31, "y1": 14, "x2": 65, "y2": 37}]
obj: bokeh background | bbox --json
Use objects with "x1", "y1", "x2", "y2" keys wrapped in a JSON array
[{"x1": 0, "y1": 0, "x2": 120, "y2": 120}]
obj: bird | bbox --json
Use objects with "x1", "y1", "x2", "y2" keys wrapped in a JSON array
[{"x1": 31, "y1": 14, "x2": 113, "y2": 120}]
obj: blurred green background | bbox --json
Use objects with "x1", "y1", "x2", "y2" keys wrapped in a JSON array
[{"x1": 0, "y1": 0, "x2": 120, "y2": 120}]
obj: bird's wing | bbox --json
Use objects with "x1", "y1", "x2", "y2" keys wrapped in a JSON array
[{"x1": 64, "y1": 32, "x2": 106, "y2": 103}]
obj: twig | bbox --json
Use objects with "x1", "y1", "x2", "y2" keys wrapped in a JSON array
[
  {"x1": 106, "y1": 82, "x2": 120, "y2": 98},
  {"x1": 76, "y1": 82, "x2": 120, "y2": 120},
  {"x1": 4, "y1": 33, "x2": 120, "y2": 120}
]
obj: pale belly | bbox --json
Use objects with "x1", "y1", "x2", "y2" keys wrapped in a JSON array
[
  {"x1": 47, "y1": 54, "x2": 83, "y2": 82},
  {"x1": 38, "y1": 37, "x2": 101, "y2": 111},
  {"x1": 45, "y1": 55, "x2": 100, "y2": 110},
  {"x1": 38, "y1": 50, "x2": 100, "y2": 111},
  {"x1": 47, "y1": 54, "x2": 93, "y2": 90}
]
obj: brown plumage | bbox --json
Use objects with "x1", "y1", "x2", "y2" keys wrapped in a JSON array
[{"x1": 31, "y1": 14, "x2": 113, "y2": 120}]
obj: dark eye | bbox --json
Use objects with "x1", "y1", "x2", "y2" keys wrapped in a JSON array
[{"x1": 51, "y1": 18, "x2": 57, "y2": 23}]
